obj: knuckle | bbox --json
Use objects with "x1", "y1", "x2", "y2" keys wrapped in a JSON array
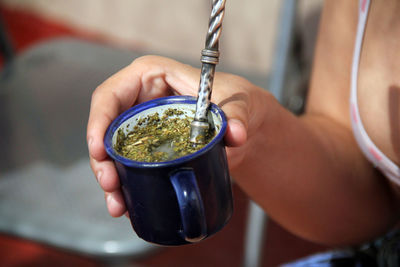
[
  {"x1": 91, "y1": 85, "x2": 102, "y2": 102},
  {"x1": 131, "y1": 55, "x2": 159, "y2": 67}
]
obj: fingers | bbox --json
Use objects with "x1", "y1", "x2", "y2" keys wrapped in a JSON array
[
  {"x1": 90, "y1": 156, "x2": 125, "y2": 217},
  {"x1": 219, "y1": 95, "x2": 249, "y2": 147},
  {"x1": 135, "y1": 55, "x2": 201, "y2": 99},
  {"x1": 87, "y1": 65, "x2": 141, "y2": 161},
  {"x1": 90, "y1": 157, "x2": 120, "y2": 192},
  {"x1": 87, "y1": 55, "x2": 200, "y2": 162},
  {"x1": 105, "y1": 190, "x2": 127, "y2": 217},
  {"x1": 86, "y1": 55, "x2": 202, "y2": 218},
  {"x1": 212, "y1": 74, "x2": 252, "y2": 148},
  {"x1": 225, "y1": 119, "x2": 247, "y2": 147}
]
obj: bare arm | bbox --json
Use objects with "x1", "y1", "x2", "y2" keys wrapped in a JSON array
[{"x1": 231, "y1": 0, "x2": 400, "y2": 245}]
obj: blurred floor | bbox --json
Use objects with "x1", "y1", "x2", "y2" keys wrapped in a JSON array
[
  {"x1": 0, "y1": 185, "x2": 326, "y2": 267},
  {"x1": 0, "y1": 5, "x2": 328, "y2": 267}
]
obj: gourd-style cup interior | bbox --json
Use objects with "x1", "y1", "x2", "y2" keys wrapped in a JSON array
[{"x1": 105, "y1": 96, "x2": 227, "y2": 166}]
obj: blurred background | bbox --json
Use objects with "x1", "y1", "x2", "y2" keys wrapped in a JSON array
[{"x1": 0, "y1": 0, "x2": 330, "y2": 266}]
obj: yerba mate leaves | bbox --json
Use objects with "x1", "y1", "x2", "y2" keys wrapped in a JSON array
[{"x1": 115, "y1": 108, "x2": 215, "y2": 162}]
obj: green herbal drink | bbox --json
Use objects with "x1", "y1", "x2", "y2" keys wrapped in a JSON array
[{"x1": 114, "y1": 108, "x2": 215, "y2": 162}]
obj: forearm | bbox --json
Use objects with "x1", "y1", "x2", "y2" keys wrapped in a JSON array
[{"x1": 230, "y1": 89, "x2": 400, "y2": 246}]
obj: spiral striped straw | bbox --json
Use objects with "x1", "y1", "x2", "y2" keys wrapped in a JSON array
[{"x1": 190, "y1": 0, "x2": 226, "y2": 144}]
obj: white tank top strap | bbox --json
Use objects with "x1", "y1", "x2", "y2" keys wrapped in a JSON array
[{"x1": 350, "y1": 0, "x2": 400, "y2": 185}]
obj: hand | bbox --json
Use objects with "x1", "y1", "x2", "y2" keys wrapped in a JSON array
[{"x1": 87, "y1": 55, "x2": 265, "y2": 217}]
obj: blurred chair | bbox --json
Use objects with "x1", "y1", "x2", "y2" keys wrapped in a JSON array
[
  {"x1": 242, "y1": 0, "x2": 321, "y2": 266},
  {"x1": 0, "y1": 33, "x2": 160, "y2": 263},
  {"x1": 0, "y1": 14, "x2": 13, "y2": 64}
]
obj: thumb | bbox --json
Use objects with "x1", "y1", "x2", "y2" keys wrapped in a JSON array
[
  {"x1": 216, "y1": 92, "x2": 249, "y2": 147},
  {"x1": 225, "y1": 118, "x2": 247, "y2": 147}
]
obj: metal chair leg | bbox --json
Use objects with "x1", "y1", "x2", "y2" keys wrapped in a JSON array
[{"x1": 242, "y1": 1, "x2": 298, "y2": 266}]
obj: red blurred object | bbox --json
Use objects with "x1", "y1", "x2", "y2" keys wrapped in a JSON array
[
  {"x1": 0, "y1": 6, "x2": 76, "y2": 52},
  {"x1": 0, "y1": 6, "x2": 77, "y2": 68},
  {"x1": 0, "y1": 235, "x2": 100, "y2": 267}
]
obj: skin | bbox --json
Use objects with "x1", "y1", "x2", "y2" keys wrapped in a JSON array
[{"x1": 87, "y1": 0, "x2": 400, "y2": 246}]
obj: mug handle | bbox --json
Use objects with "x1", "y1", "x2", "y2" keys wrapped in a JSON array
[{"x1": 170, "y1": 168, "x2": 207, "y2": 243}]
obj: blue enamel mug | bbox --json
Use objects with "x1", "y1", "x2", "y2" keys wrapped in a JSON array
[{"x1": 104, "y1": 95, "x2": 233, "y2": 246}]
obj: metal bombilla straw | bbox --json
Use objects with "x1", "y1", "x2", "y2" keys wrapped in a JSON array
[{"x1": 190, "y1": 0, "x2": 226, "y2": 144}]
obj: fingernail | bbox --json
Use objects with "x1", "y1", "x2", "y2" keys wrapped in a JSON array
[
  {"x1": 96, "y1": 170, "x2": 103, "y2": 183},
  {"x1": 107, "y1": 194, "x2": 116, "y2": 206},
  {"x1": 106, "y1": 194, "x2": 113, "y2": 206}
]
